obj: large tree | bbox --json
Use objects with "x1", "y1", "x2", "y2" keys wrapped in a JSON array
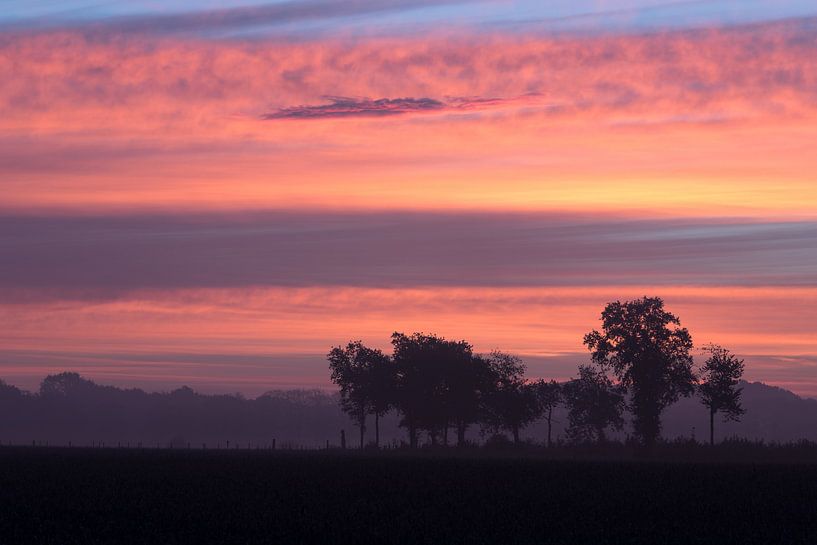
[
  {"x1": 562, "y1": 365, "x2": 625, "y2": 444},
  {"x1": 584, "y1": 297, "x2": 696, "y2": 446},
  {"x1": 391, "y1": 332, "x2": 474, "y2": 447},
  {"x1": 533, "y1": 379, "x2": 562, "y2": 448},
  {"x1": 327, "y1": 341, "x2": 390, "y2": 449},
  {"x1": 481, "y1": 352, "x2": 540, "y2": 444},
  {"x1": 698, "y1": 344, "x2": 746, "y2": 446}
]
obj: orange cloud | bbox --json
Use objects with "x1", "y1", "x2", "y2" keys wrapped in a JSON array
[{"x1": 1, "y1": 21, "x2": 816, "y2": 215}]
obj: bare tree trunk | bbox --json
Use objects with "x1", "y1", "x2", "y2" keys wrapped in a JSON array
[
  {"x1": 375, "y1": 413, "x2": 380, "y2": 448},
  {"x1": 512, "y1": 425, "x2": 520, "y2": 445},
  {"x1": 457, "y1": 422, "x2": 466, "y2": 447},
  {"x1": 409, "y1": 422, "x2": 417, "y2": 449},
  {"x1": 710, "y1": 409, "x2": 715, "y2": 446},
  {"x1": 443, "y1": 425, "x2": 449, "y2": 446}
]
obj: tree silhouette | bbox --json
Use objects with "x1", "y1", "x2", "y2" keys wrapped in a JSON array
[
  {"x1": 447, "y1": 353, "x2": 496, "y2": 447},
  {"x1": 39, "y1": 372, "x2": 94, "y2": 398},
  {"x1": 391, "y1": 332, "x2": 434, "y2": 447},
  {"x1": 481, "y1": 352, "x2": 540, "y2": 444},
  {"x1": 390, "y1": 332, "x2": 474, "y2": 447},
  {"x1": 0, "y1": 379, "x2": 25, "y2": 401},
  {"x1": 584, "y1": 297, "x2": 696, "y2": 446},
  {"x1": 533, "y1": 379, "x2": 562, "y2": 447},
  {"x1": 327, "y1": 341, "x2": 390, "y2": 449},
  {"x1": 698, "y1": 344, "x2": 746, "y2": 446},
  {"x1": 0, "y1": 380, "x2": 26, "y2": 441},
  {"x1": 367, "y1": 356, "x2": 397, "y2": 447},
  {"x1": 563, "y1": 365, "x2": 625, "y2": 444}
]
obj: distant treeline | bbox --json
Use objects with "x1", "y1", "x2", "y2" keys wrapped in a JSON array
[
  {"x1": 328, "y1": 297, "x2": 748, "y2": 448},
  {"x1": 0, "y1": 377, "x2": 357, "y2": 448},
  {"x1": 1, "y1": 376, "x2": 816, "y2": 449}
]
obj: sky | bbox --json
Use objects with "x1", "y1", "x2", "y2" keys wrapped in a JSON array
[{"x1": 1, "y1": 0, "x2": 816, "y2": 397}]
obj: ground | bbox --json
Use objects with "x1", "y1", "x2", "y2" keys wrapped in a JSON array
[{"x1": 1, "y1": 447, "x2": 816, "y2": 544}]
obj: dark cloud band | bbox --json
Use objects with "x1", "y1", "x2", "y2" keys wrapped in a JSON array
[
  {"x1": 1, "y1": 211, "x2": 815, "y2": 298},
  {"x1": 1, "y1": 0, "x2": 483, "y2": 35}
]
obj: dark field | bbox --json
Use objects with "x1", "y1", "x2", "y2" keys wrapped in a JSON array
[{"x1": 2, "y1": 448, "x2": 817, "y2": 544}]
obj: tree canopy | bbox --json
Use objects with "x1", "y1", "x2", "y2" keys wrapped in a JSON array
[
  {"x1": 584, "y1": 297, "x2": 696, "y2": 446},
  {"x1": 480, "y1": 352, "x2": 540, "y2": 444},
  {"x1": 563, "y1": 365, "x2": 625, "y2": 444},
  {"x1": 327, "y1": 341, "x2": 391, "y2": 448},
  {"x1": 699, "y1": 344, "x2": 746, "y2": 445}
]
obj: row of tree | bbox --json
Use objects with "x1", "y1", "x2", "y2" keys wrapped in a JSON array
[{"x1": 328, "y1": 297, "x2": 746, "y2": 448}]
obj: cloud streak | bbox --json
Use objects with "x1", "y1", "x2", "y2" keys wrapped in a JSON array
[
  {"x1": 261, "y1": 94, "x2": 539, "y2": 119},
  {"x1": 1, "y1": 211, "x2": 815, "y2": 297},
  {"x1": 2, "y1": 0, "x2": 484, "y2": 35},
  {"x1": 263, "y1": 96, "x2": 446, "y2": 119}
]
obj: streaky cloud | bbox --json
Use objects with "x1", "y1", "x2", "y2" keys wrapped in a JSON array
[
  {"x1": 1, "y1": 211, "x2": 816, "y2": 298},
  {"x1": 261, "y1": 93, "x2": 548, "y2": 120},
  {"x1": 263, "y1": 96, "x2": 446, "y2": 119},
  {"x1": 261, "y1": 94, "x2": 542, "y2": 120},
  {"x1": 1, "y1": 0, "x2": 484, "y2": 35}
]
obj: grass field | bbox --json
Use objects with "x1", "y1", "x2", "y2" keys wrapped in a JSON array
[{"x1": 1, "y1": 447, "x2": 816, "y2": 544}]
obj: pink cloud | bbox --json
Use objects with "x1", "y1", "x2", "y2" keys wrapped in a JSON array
[{"x1": 1, "y1": 20, "x2": 816, "y2": 214}]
